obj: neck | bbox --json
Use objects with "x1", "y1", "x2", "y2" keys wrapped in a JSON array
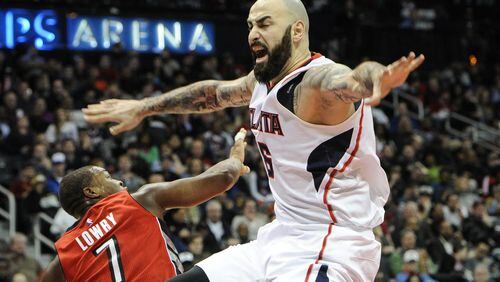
[{"x1": 270, "y1": 49, "x2": 311, "y2": 87}]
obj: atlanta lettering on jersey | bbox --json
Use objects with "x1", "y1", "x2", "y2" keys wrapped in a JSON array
[
  {"x1": 249, "y1": 108, "x2": 284, "y2": 136},
  {"x1": 75, "y1": 212, "x2": 117, "y2": 251}
]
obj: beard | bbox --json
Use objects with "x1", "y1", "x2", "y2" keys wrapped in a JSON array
[{"x1": 252, "y1": 25, "x2": 292, "y2": 83}]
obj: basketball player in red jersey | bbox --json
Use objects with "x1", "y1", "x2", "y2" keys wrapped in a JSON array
[
  {"x1": 41, "y1": 130, "x2": 249, "y2": 282},
  {"x1": 83, "y1": 0, "x2": 425, "y2": 280}
]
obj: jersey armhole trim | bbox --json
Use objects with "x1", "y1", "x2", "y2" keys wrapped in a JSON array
[{"x1": 54, "y1": 247, "x2": 69, "y2": 281}]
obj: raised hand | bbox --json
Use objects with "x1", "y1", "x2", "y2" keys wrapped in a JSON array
[
  {"x1": 82, "y1": 99, "x2": 145, "y2": 135},
  {"x1": 230, "y1": 128, "x2": 251, "y2": 175},
  {"x1": 366, "y1": 51, "x2": 425, "y2": 106}
]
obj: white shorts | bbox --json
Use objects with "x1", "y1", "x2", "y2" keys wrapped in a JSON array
[{"x1": 197, "y1": 220, "x2": 381, "y2": 282}]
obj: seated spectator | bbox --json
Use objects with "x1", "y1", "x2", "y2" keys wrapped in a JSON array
[
  {"x1": 3, "y1": 116, "x2": 34, "y2": 159},
  {"x1": 196, "y1": 200, "x2": 230, "y2": 253},
  {"x1": 50, "y1": 207, "x2": 77, "y2": 238},
  {"x1": 45, "y1": 108, "x2": 79, "y2": 144},
  {"x1": 473, "y1": 264, "x2": 490, "y2": 282},
  {"x1": 180, "y1": 233, "x2": 209, "y2": 271},
  {"x1": 164, "y1": 209, "x2": 191, "y2": 252},
  {"x1": 4, "y1": 233, "x2": 42, "y2": 282},
  {"x1": 443, "y1": 193, "x2": 465, "y2": 228},
  {"x1": 462, "y1": 201, "x2": 495, "y2": 245},
  {"x1": 427, "y1": 220, "x2": 460, "y2": 274},
  {"x1": 389, "y1": 230, "x2": 418, "y2": 276},
  {"x1": 113, "y1": 154, "x2": 145, "y2": 192},
  {"x1": 396, "y1": 250, "x2": 436, "y2": 282},
  {"x1": 61, "y1": 139, "x2": 83, "y2": 170},
  {"x1": 231, "y1": 199, "x2": 267, "y2": 241},
  {"x1": 12, "y1": 272, "x2": 28, "y2": 282},
  {"x1": 46, "y1": 152, "x2": 67, "y2": 195}
]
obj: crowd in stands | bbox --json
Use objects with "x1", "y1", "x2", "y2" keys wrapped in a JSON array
[{"x1": 0, "y1": 17, "x2": 499, "y2": 282}]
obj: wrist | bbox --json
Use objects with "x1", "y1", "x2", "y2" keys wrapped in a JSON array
[
  {"x1": 139, "y1": 97, "x2": 154, "y2": 118},
  {"x1": 229, "y1": 156, "x2": 243, "y2": 165}
]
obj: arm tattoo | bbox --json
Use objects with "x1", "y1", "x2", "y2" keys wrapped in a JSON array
[
  {"x1": 141, "y1": 77, "x2": 253, "y2": 115},
  {"x1": 299, "y1": 62, "x2": 385, "y2": 104}
]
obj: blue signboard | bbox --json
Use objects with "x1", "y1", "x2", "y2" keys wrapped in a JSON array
[
  {"x1": 0, "y1": 8, "x2": 215, "y2": 54},
  {"x1": 0, "y1": 9, "x2": 62, "y2": 50},
  {"x1": 67, "y1": 16, "x2": 215, "y2": 54}
]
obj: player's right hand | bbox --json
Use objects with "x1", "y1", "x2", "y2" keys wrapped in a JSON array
[
  {"x1": 82, "y1": 99, "x2": 145, "y2": 135},
  {"x1": 230, "y1": 128, "x2": 250, "y2": 175}
]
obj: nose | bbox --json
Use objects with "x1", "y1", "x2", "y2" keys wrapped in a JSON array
[{"x1": 248, "y1": 27, "x2": 261, "y2": 45}]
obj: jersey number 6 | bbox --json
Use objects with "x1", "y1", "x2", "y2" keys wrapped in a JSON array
[{"x1": 257, "y1": 142, "x2": 274, "y2": 179}]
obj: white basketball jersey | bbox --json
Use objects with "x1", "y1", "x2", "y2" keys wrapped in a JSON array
[{"x1": 249, "y1": 54, "x2": 390, "y2": 229}]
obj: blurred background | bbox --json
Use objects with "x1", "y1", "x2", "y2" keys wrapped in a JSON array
[{"x1": 0, "y1": 0, "x2": 498, "y2": 281}]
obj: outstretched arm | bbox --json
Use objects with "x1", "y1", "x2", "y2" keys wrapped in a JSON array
[
  {"x1": 83, "y1": 72, "x2": 256, "y2": 135},
  {"x1": 298, "y1": 52, "x2": 425, "y2": 107},
  {"x1": 142, "y1": 72, "x2": 256, "y2": 115},
  {"x1": 132, "y1": 129, "x2": 249, "y2": 218}
]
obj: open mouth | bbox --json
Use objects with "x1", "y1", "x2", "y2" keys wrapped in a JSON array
[{"x1": 252, "y1": 45, "x2": 268, "y2": 64}]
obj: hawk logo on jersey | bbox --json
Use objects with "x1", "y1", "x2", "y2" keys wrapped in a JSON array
[{"x1": 249, "y1": 108, "x2": 284, "y2": 136}]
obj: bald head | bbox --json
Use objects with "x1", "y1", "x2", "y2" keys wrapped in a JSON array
[
  {"x1": 282, "y1": 0, "x2": 309, "y2": 31},
  {"x1": 248, "y1": 0, "x2": 310, "y2": 82},
  {"x1": 250, "y1": 0, "x2": 309, "y2": 31}
]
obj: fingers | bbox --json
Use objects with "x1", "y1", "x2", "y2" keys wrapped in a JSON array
[
  {"x1": 390, "y1": 52, "x2": 424, "y2": 72},
  {"x1": 82, "y1": 107, "x2": 110, "y2": 115},
  {"x1": 84, "y1": 112, "x2": 123, "y2": 124},
  {"x1": 100, "y1": 99, "x2": 121, "y2": 105},
  {"x1": 234, "y1": 128, "x2": 247, "y2": 142},
  {"x1": 109, "y1": 122, "x2": 133, "y2": 136},
  {"x1": 241, "y1": 165, "x2": 251, "y2": 175},
  {"x1": 409, "y1": 54, "x2": 425, "y2": 71}
]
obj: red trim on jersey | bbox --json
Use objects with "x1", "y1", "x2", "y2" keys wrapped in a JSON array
[
  {"x1": 266, "y1": 52, "x2": 322, "y2": 91},
  {"x1": 304, "y1": 101, "x2": 365, "y2": 282}
]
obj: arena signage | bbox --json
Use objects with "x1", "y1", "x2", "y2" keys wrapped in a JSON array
[
  {"x1": 0, "y1": 8, "x2": 215, "y2": 54},
  {"x1": 67, "y1": 16, "x2": 215, "y2": 54},
  {"x1": 0, "y1": 9, "x2": 62, "y2": 50}
]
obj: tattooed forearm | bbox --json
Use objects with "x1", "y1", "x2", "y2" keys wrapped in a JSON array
[
  {"x1": 141, "y1": 76, "x2": 253, "y2": 116},
  {"x1": 350, "y1": 61, "x2": 385, "y2": 97},
  {"x1": 299, "y1": 61, "x2": 385, "y2": 104}
]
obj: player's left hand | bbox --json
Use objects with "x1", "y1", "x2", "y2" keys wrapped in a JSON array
[
  {"x1": 230, "y1": 128, "x2": 251, "y2": 175},
  {"x1": 365, "y1": 51, "x2": 425, "y2": 106}
]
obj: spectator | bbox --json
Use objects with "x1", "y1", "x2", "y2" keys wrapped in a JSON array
[
  {"x1": 395, "y1": 250, "x2": 436, "y2": 282},
  {"x1": 443, "y1": 193, "x2": 465, "y2": 228},
  {"x1": 196, "y1": 200, "x2": 230, "y2": 253},
  {"x1": 45, "y1": 108, "x2": 79, "y2": 144},
  {"x1": 3, "y1": 116, "x2": 34, "y2": 159},
  {"x1": 427, "y1": 220, "x2": 458, "y2": 274},
  {"x1": 231, "y1": 199, "x2": 267, "y2": 241},
  {"x1": 389, "y1": 230, "x2": 418, "y2": 275},
  {"x1": 180, "y1": 233, "x2": 209, "y2": 271},
  {"x1": 473, "y1": 264, "x2": 490, "y2": 282},
  {"x1": 50, "y1": 208, "x2": 77, "y2": 238},
  {"x1": 46, "y1": 152, "x2": 67, "y2": 195},
  {"x1": 462, "y1": 201, "x2": 495, "y2": 245},
  {"x1": 113, "y1": 154, "x2": 146, "y2": 193},
  {"x1": 4, "y1": 233, "x2": 42, "y2": 282}
]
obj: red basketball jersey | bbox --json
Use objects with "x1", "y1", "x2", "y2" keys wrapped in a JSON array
[{"x1": 55, "y1": 191, "x2": 182, "y2": 282}]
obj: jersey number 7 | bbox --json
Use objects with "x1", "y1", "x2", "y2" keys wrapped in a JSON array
[{"x1": 93, "y1": 236, "x2": 126, "y2": 282}]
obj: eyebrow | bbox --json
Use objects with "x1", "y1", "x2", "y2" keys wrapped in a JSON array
[{"x1": 247, "y1": 15, "x2": 272, "y2": 26}]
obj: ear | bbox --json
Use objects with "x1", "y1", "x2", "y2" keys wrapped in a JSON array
[
  {"x1": 292, "y1": 21, "x2": 305, "y2": 43},
  {"x1": 83, "y1": 186, "x2": 100, "y2": 199}
]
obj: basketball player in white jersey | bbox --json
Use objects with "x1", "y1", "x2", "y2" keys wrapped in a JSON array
[{"x1": 83, "y1": 0, "x2": 424, "y2": 280}]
